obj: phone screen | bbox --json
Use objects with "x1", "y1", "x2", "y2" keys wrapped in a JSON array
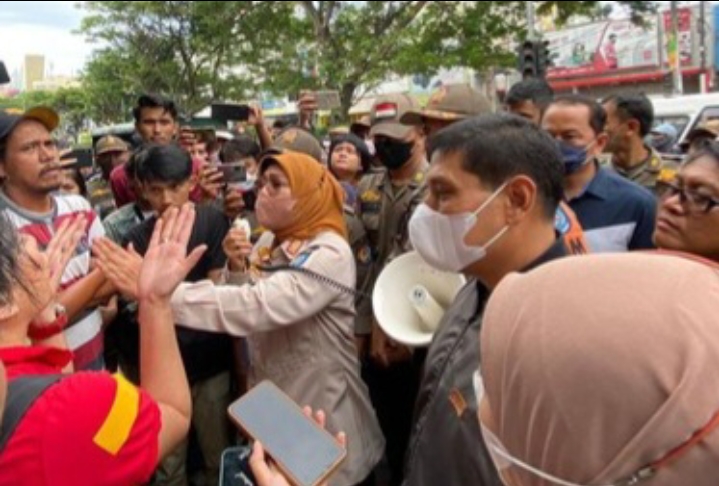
[
  {"x1": 314, "y1": 91, "x2": 341, "y2": 111},
  {"x1": 61, "y1": 148, "x2": 94, "y2": 169},
  {"x1": 220, "y1": 163, "x2": 248, "y2": 185},
  {"x1": 212, "y1": 103, "x2": 251, "y2": 122},
  {"x1": 228, "y1": 381, "x2": 346, "y2": 486}
]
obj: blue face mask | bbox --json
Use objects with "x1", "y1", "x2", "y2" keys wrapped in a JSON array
[{"x1": 557, "y1": 140, "x2": 595, "y2": 175}]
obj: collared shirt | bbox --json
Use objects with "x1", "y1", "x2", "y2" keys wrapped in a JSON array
[
  {"x1": 0, "y1": 346, "x2": 161, "y2": 486},
  {"x1": 403, "y1": 238, "x2": 571, "y2": 486},
  {"x1": 569, "y1": 164, "x2": 657, "y2": 253},
  {"x1": 170, "y1": 231, "x2": 384, "y2": 485},
  {"x1": 606, "y1": 145, "x2": 680, "y2": 194}
]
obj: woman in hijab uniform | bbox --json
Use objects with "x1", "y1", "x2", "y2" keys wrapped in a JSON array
[
  {"x1": 476, "y1": 252, "x2": 719, "y2": 486},
  {"x1": 98, "y1": 152, "x2": 384, "y2": 486}
]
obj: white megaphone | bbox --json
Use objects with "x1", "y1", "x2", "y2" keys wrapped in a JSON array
[{"x1": 373, "y1": 251, "x2": 466, "y2": 347}]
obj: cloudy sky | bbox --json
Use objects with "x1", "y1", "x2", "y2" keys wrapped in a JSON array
[{"x1": 0, "y1": 1, "x2": 95, "y2": 77}]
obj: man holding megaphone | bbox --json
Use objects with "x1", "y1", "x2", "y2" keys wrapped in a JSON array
[{"x1": 400, "y1": 114, "x2": 583, "y2": 486}]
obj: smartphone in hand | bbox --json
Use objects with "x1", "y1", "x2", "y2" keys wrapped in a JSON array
[
  {"x1": 228, "y1": 381, "x2": 346, "y2": 486},
  {"x1": 314, "y1": 91, "x2": 341, "y2": 111}
]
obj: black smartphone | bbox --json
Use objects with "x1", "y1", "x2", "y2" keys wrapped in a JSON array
[
  {"x1": 212, "y1": 103, "x2": 251, "y2": 122},
  {"x1": 242, "y1": 188, "x2": 257, "y2": 212},
  {"x1": 228, "y1": 381, "x2": 347, "y2": 486},
  {"x1": 220, "y1": 446, "x2": 257, "y2": 486},
  {"x1": 61, "y1": 148, "x2": 94, "y2": 169}
]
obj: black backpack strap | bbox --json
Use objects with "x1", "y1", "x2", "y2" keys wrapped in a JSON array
[{"x1": 0, "y1": 374, "x2": 63, "y2": 452}]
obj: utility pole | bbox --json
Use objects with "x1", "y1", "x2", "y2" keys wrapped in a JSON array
[
  {"x1": 526, "y1": 1, "x2": 536, "y2": 40},
  {"x1": 670, "y1": 1, "x2": 684, "y2": 95}
]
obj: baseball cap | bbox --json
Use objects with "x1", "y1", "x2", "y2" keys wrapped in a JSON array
[
  {"x1": 95, "y1": 135, "x2": 128, "y2": 156},
  {"x1": 0, "y1": 106, "x2": 59, "y2": 142},
  {"x1": 650, "y1": 123, "x2": 678, "y2": 139},
  {"x1": 350, "y1": 115, "x2": 371, "y2": 133},
  {"x1": 401, "y1": 84, "x2": 492, "y2": 126},
  {"x1": 370, "y1": 94, "x2": 420, "y2": 140},
  {"x1": 266, "y1": 127, "x2": 324, "y2": 163},
  {"x1": 216, "y1": 130, "x2": 234, "y2": 142},
  {"x1": 681, "y1": 120, "x2": 719, "y2": 148},
  {"x1": 329, "y1": 126, "x2": 350, "y2": 137}
]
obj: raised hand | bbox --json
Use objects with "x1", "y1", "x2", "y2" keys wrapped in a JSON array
[
  {"x1": 46, "y1": 216, "x2": 86, "y2": 291},
  {"x1": 138, "y1": 204, "x2": 206, "y2": 301},
  {"x1": 93, "y1": 238, "x2": 143, "y2": 301}
]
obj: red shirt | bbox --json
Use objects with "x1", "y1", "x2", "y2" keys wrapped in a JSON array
[{"x1": 0, "y1": 347, "x2": 161, "y2": 486}]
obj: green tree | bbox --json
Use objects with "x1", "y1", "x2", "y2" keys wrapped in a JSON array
[
  {"x1": 52, "y1": 87, "x2": 91, "y2": 135},
  {"x1": 77, "y1": 1, "x2": 656, "y2": 119},
  {"x1": 78, "y1": 1, "x2": 285, "y2": 116},
  {"x1": 81, "y1": 49, "x2": 139, "y2": 124},
  {"x1": 250, "y1": 1, "x2": 657, "y2": 115}
]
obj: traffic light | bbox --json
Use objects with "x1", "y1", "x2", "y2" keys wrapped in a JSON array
[
  {"x1": 517, "y1": 39, "x2": 553, "y2": 79},
  {"x1": 518, "y1": 40, "x2": 538, "y2": 79},
  {"x1": 536, "y1": 40, "x2": 553, "y2": 78}
]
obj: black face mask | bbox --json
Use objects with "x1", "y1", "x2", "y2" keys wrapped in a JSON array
[{"x1": 375, "y1": 139, "x2": 414, "y2": 170}]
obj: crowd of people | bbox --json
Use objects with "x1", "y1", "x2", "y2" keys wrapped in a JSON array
[{"x1": 0, "y1": 79, "x2": 718, "y2": 486}]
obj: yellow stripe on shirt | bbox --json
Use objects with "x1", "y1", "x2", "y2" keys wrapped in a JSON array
[{"x1": 93, "y1": 373, "x2": 140, "y2": 456}]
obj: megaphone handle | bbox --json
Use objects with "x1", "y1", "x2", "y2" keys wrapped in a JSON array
[{"x1": 257, "y1": 264, "x2": 372, "y2": 299}]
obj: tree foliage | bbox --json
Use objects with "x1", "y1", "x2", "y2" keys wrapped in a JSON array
[{"x1": 77, "y1": 1, "x2": 657, "y2": 120}]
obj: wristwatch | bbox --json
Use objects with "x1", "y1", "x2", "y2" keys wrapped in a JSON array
[{"x1": 28, "y1": 304, "x2": 68, "y2": 341}]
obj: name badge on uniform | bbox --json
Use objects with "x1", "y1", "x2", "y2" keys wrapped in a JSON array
[
  {"x1": 449, "y1": 388, "x2": 468, "y2": 418},
  {"x1": 361, "y1": 190, "x2": 382, "y2": 214},
  {"x1": 290, "y1": 245, "x2": 320, "y2": 268}
]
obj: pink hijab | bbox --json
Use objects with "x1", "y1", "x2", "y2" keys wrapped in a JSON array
[{"x1": 481, "y1": 252, "x2": 719, "y2": 486}]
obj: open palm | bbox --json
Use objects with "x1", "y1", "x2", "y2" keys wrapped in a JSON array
[{"x1": 138, "y1": 204, "x2": 206, "y2": 301}]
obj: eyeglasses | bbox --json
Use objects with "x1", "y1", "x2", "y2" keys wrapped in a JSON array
[
  {"x1": 656, "y1": 180, "x2": 719, "y2": 214},
  {"x1": 472, "y1": 369, "x2": 719, "y2": 486}
]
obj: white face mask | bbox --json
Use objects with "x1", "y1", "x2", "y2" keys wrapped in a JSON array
[{"x1": 409, "y1": 183, "x2": 509, "y2": 273}]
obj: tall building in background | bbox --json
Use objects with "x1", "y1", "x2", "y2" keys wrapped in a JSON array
[
  {"x1": 23, "y1": 55, "x2": 45, "y2": 91},
  {"x1": 10, "y1": 68, "x2": 22, "y2": 91}
]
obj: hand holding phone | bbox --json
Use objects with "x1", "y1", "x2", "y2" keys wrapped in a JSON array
[
  {"x1": 220, "y1": 162, "x2": 248, "y2": 186},
  {"x1": 314, "y1": 91, "x2": 341, "y2": 111},
  {"x1": 228, "y1": 381, "x2": 347, "y2": 486},
  {"x1": 60, "y1": 148, "x2": 94, "y2": 169},
  {"x1": 213, "y1": 103, "x2": 252, "y2": 123},
  {"x1": 248, "y1": 409, "x2": 346, "y2": 486}
]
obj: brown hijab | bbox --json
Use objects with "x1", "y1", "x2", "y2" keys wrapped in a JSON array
[{"x1": 481, "y1": 252, "x2": 719, "y2": 486}]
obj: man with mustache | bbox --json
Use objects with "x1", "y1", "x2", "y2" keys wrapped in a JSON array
[{"x1": 0, "y1": 107, "x2": 113, "y2": 371}]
